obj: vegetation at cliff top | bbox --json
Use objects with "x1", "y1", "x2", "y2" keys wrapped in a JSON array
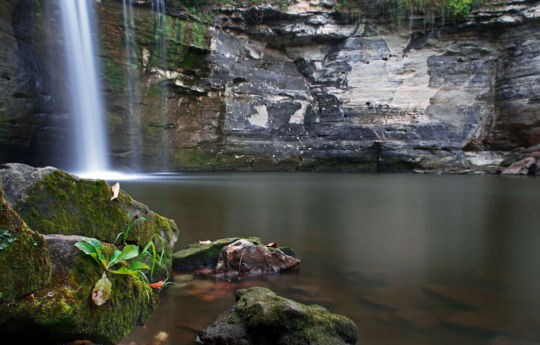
[
  {"x1": 175, "y1": 0, "x2": 486, "y2": 23},
  {"x1": 336, "y1": 0, "x2": 486, "y2": 19}
]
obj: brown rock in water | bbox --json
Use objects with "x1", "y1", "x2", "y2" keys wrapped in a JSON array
[
  {"x1": 501, "y1": 157, "x2": 537, "y2": 175},
  {"x1": 215, "y1": 239, "x2": 300, "y2": 276}
]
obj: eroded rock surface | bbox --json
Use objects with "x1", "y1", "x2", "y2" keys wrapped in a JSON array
[{"x1": 0, "y1": 0, "x2": 539, "y2": 173}]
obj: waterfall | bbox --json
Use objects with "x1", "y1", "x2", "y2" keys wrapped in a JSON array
[
  {"x1": 59, "y1": 0, "x2": 109, "y2": 174},
  {"x1": 153, "y1": 0, "x2": 170, "y2": 171},
  {"x1": 122, "y1": 0, "x2": 141, "y2": 170},
  {"x1": 121, "y1": 0, "x2": 169, "y2": 171}
]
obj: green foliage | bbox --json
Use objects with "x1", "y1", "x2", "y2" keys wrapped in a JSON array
[
  {"x1": 0, "y1": 229, "x2": 17, "y2": 250},
  {"x1": 74, "y1": 236, "x2": 152, "y2": 305},
  {"x1": 448, "y1": 0, "x2": 474, "y2": 17},
  {"x1": 74, "y1": 216, "x2": 173, "y2": 304},
  {"x1": 335, "y1": 0, "x2": 485, "y2": 22},
  {"x1": 114, "y1": 215, "x2": 147, "y2": 245}
]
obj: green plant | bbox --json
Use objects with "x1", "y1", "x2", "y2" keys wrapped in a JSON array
[
  {"x1": 114, "y1": 215, "x2": 147, "y2": 245},
  {"x1": 0, "y1": 229, "x2": 17, "y2": 250},
  {"x1": 75, "y1": 237, "x2": 150, "y2": 305}
]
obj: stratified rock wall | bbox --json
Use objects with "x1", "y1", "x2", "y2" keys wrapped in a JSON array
[{"x1": 0, "y1": 0, "x2": 539, "y2": 173}]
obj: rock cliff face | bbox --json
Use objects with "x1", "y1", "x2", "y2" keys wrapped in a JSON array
[{"x1": 0, "y1": 0, "x2": 539, "y2": 173}]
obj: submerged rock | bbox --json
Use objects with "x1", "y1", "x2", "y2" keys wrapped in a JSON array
[
  {"x1": 0, "y1": 163, "x2": 179, "y2": 273},
  {"x1": 195, "y1": 286, "x2": 358, "y2": 345},
  {"x1": 215, "y1": 239, "x2": 301, "y2": 276}
]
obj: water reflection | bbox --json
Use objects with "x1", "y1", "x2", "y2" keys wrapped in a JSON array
[{"x1": 121, "y1": 173, "x2": 540, "y2": 345}]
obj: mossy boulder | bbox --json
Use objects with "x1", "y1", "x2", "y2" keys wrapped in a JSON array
[
  {"x1": 0, "y1": 185, "x2": 51, "y2": 304},
  {"x1": 0, "y1": 163, "x2": 179, "y2": 275},
  {"x1": 196, "y1": 287, "x2": 358, "y2": 345},
  {"x1": 172, "y1": 236, "x2": 264, "y2": 272},
  {"x1": 0, "y1": 234, "x2": 156, "y2": 345}
]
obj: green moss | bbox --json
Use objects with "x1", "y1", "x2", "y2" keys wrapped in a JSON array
[
  {"x1": 172, "y1": 148, "x2": 252, "y2": 171},
  {"x1": 12, "y1": 169, "x2": 178, "y2": 275},
  {"x1": 0, "y1": 242, "x2": 156, "y2": 344},
  {"x1": 15, "y1": 170, "x2": 130, "y2": 242},
  {"x1": 234, "y1": 287, "x2": 358, "y2": 345},
  {"x1": 0, "y1": 188, "x2": 51, "y2": 304}
]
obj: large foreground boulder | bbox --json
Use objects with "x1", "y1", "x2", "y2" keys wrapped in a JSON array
[
  {"x1": 196, "y1": 287, "x2": 358, "y2": 345},
  {"x1": 0, "y1": 187, "x2": 51, "y2": 303},
  {"x1": 0, "y1": 164, "x2": 179, "y2": 344},
  {"x1": 0, "y1": 234, "x2": 156, "y2": 344},
  {"x1": 0, "y1": 163, "x2": 179, "y2": 273}
]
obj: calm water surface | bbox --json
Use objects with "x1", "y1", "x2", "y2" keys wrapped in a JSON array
[{"x1": 120, "y1": 173, "x2": 540, "y2": 345}]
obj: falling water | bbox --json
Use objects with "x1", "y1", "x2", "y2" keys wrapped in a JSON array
[
  {"x1": 122, "y1": 0, "x2": 142, "y2": 170},
  {"x1": 121, "y1": 0, "x2": 169, "y2": 171},
  {"x1": 59, "y1": 0, "x2": 109, "y2": 175},
  {"x1": 153, "y1": 0, "x2": 170, "y2": 170}
]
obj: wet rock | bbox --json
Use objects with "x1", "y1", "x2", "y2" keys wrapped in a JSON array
[
  {"x1": 501, "y1": 157, "x2": 537, "y2": 175},
  {"x1": 0, "y1": 163, "x2": 179, "y2": 274},
  {"x1": 172, "y1": 237, "x2": 263, "y2": 272},
  {"x1": 172, "y1": 237, "x2": 297, "y2": 273},
  {"x1": 0, "y1": 183, "x2": 51, "y2": 303},
  {"x1": 195, "y1": 286, "x2": 358, "y2": 345},
  {"x1": 0, "y1": 233, "x2": 157, "y2": 345},
  {"x1": 215, "y1": 239, "x2": 301, "y2": 276}
]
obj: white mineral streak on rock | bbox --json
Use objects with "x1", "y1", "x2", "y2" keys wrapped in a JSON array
[
  {"x1": 464, "y1": 152, "x2": 505, "y2": 166},
  {"x1": 248, "y1": 105, "x2": 269, "y2": 128},
  {"x1": 290, "y1": 101, "x2": 307, "y2": 124},
  {"x1": 142, "y1": 47, "x2": 150, "y2": 67}
]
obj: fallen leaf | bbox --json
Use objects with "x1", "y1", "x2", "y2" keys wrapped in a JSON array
[
  {"x1": 92, "y1": 272, "x2": 112, "y2": 306},
  {"x1": 194, "y1": 268, "x2": 213, "y2": 276},
  {"x1": 150, "y1": 280, "x2": 164, "y2": 289},
  {"x1": 153, "y1": 331, "x2": 168, "y2": 345},
  {"x1": 199, "y1": 240, "x2": 211, "y2": 245},
  {"x1": 266, "y1": 242, "x2": 278, "y2": 248},
  {"x1": 26, "y1": 293, "x2": 34, "y2": 301},
  {"x1": 110, "y1": 182, "x2": 120, "y2": 201}
]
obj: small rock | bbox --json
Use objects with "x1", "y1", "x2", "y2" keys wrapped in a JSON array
[
  {"x1": 215, "y1": 239, "x2": 300, "y2": 276},
  {"x1": 196, "y1": 287, "x2": 358, "y2": 345},
  {"x1": 501, "y1": 157, "x2": 537, "y2": 175}
]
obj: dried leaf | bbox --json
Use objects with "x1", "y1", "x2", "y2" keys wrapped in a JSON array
[
  {"x1": 110, "y1": 182, "x2": 120, "y2": 201},
  {"x1": 199, "y1": 240, "x2": 211, "y2": 245},
  {"x1": 150, "y1": 280, "x2": 164, "y2": 289},
  {"x1": 194, "y1": 268, "x2": 213, "y2": 276},
  {"x1": 92, "y1": 272, "x2": 112, "y2": 306}
]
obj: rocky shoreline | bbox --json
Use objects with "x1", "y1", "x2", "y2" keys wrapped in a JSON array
[{"x1": 0, "y1": 163, "x2": 359, "y2": 344}]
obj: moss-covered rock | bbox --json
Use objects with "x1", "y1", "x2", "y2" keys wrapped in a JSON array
[
  {"x1": 172, "y1": 236, "x2": 262, "y2": 271},
  {"x1": 196, "y1": 287, "x2": 358, "y2": 345},
  {"x1": 0, "y1": 234, "x2": 156, "y2": 345},
  {"x1": 0, "y1": 163, "x2": 179, "y2": 276},
  {"x1": 0, "y1": 185, "x2": 51, "y2": 304}
]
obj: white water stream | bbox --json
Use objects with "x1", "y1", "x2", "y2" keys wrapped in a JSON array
[{"x1": 59, "y1": 0, "x2": 109, "y2": 176}]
